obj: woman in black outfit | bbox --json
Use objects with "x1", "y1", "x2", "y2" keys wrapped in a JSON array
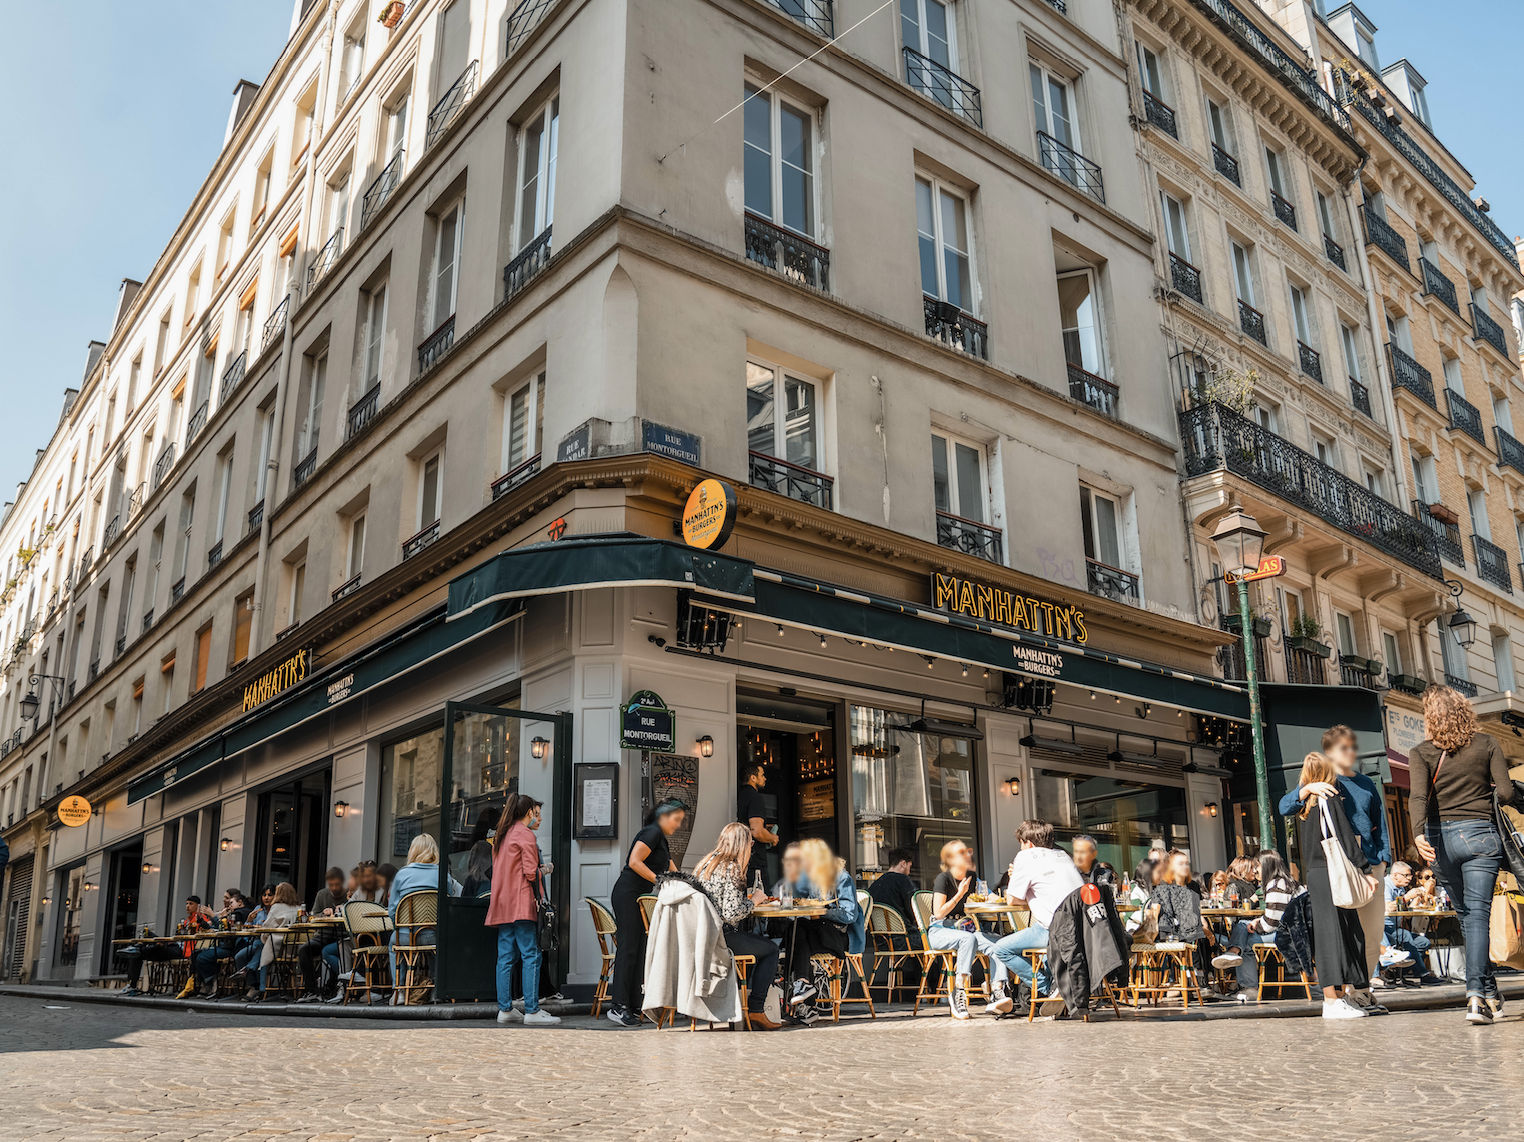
[
  {"x1": 606, "y1": 798, "x2": 685, "y2": 1027},
  {"x1": 1295, "y1": 752, "x2": 1377, "y2": 1020}
]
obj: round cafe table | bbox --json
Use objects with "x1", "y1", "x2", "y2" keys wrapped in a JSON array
[{"x1": 752, "y1": 901, "x2": 827, "y2": 997}]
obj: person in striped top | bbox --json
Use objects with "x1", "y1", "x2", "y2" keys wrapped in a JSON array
[{"x1": 1210, "y1": 850, "x2": 1299, "y2": 1000}]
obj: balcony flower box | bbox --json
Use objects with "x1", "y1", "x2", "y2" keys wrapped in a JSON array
[
  {"x1": 1226, "y1": 614, "x2": 1273, "y2": 638},
  {"x1": 1340, "y1": 653, "x2": 1378, "y2": 674},
  {"x1": 1390, "y1": 673, "x2": 1428, "y2": 694},
  {"x1": 1427, "y1": 502, "x2": 1460, "y2": 526},
  {"x1": 1287, "y1": 636, "x2": 1332, "y2": 659},
  {"x1": 379, "y1": 1, "x2": 406, "y2": 28}
]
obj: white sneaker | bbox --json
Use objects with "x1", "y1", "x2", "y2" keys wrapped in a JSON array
[
  {"x1": 1211, "y1": 952, "x2": 1243, "y2": 970},
  {"x1": 338, "y1": 971, "x2": 355, "y2": 983},
  {"x1": 522, "y1": 1009, "x2": 561, "y2": 1025},
  {"x1": 1322, "y1": 998, "x2": 1367, "y2": 1020},
  {"x1": 497, "y1": 1009, "x2": 523, "y2": 1024},
  {"x1": 985, "y1": 984, "x2": 1014, "y2": 1015},
  {"x1": 1379, "y1": 948, "x2": 1412, "y2": 967}
]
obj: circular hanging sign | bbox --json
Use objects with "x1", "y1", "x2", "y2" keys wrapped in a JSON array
[
  {"x1": 681, "y1": 479, "x2": 738, "y2": 550},
  {"x1": 57, "y1": 795, "x2": 92, "y2": 828}
]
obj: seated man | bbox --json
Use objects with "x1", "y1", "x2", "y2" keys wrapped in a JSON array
[
  {"x1": 992, "y1": 820, "x2": 1083, "y2": 1009},
  {"x1": 296, "y1": 866, "x2": 350, "y2": 1003},
  {"x1": 193, "y1": 888, "x2": 252, "y2": 996},
  {"x1": 121, "y1": 896, "x2": 211, "y2": 997},
  {"x1": 1071, "y1": 835, "x2": 1116, "y2": 896},
  {"x1": 866, "y1": 848, "x2": 922, "y2": 995},
  {"x1": 1382, "y1": 862, "x2": 1436, "y2": 984}
]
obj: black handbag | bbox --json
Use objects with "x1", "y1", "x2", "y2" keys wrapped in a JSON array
[{"x1": 534, "y1": 874, "x2": 559, "y2": 953}]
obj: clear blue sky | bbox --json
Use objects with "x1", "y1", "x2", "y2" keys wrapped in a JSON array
[{"x1": 1, "y1": 1, "x2": 1521, "y2": 503}]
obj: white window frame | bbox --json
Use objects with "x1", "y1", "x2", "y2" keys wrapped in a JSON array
[
  {"x1": 1136, "y1": 41, "x2": 1167, "y2": 101},
  {"x1": 501, "y1": 372, "x2": 546, "y2": 475},
  {"x1": 1340, "y1": 324, "x2": 1363, "y2": 385},
  {"x1": 1206, "y1": 97, "x2": 1234, "y2": 155},
  {"x1": 1231, "y1": 241, "x2": 1256, "y2": 305},
  {"x1": 515, "y1": 93, "x2": 559, "y2": 251},
  {"x1": 301, "y1": 352, "x2": 327, "y2": 459},
  {"x1": 327, "y1": 172, "x2": 351, "y2": 244},
  {"x1": 1264, "y1": 146, "x2": 1289, "y2": 203},
  {"x1": 1334, "y1": 610, "x2": 1358, "y2": 656},
  {"x1": 930, "y1": 429, "x2": 990, "y2": 525},
  {"x1": 418, "y1": 449, "x2": 444, "y2": 530},
  {"x1": 1278, "y1": 587, "x2": 1304, "y2": 633},
  {"x1": 214, "y1": 450, "x2": 233, "y2": 543},
  {"x1": 1381, "y1": 630, "x2": 1403, "y2": 676},
  {"x1": 1079, "y1": 484, "x2": 1131, "y2": 573},
  {"x1": 346, "y1": 512, "x2": 367, "y2": 579},
  {"x1": 289, "y1": 560, "x2": 307, "y2": 626},
  {"x1": 430, "y1": 197, "x2": 465, "y2": 329},
  {"x1": 742, "y1": 83, "x2": 818, "y2": 239},
  {"x1": 1316, "y1": 190, "x2": 1337, "y2": 241},
  {"x1": 746, "y1": 358, "x2": 825, "y2": 475},
  {"x1": 256, "y1": 405, "x2": 275, "y2": 503},
  {"x1": 1057, "y1": 267, "x2": 1107, "y2": 379},
  {"x1": 1468, "y1": 488, "x2": 1491, "y2": 541},
  {"x1": 1289, "y1": 284, "x2": 1312, "y2": 346},
  {"x1": 1442, "y1": 356, "x2": 1464, "y2": 395},
  {"x1": 384, "y1": 92, "x2": 409, "y2": 162},
  {"x1": 1029, "y1": 61, "x2": 1080, "y2": 154},
  {"x1": 915, "y1": 173, "x2": 975, "y2": 314},
  {"x1": 362, "y1": 281, "x2": 388, "y2": 391},
  {"x1": 339, "y1": 22, "x2": 366, "y2": 101},
  {"x1": 902, "y1": 0, "x2": 958, "y2": 69},
  {"x1": 1160, "y1": 191, "x2": 1192, "y2": 262}
]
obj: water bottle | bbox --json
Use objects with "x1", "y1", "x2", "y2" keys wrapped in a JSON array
[{"x1": 751, "y1": 870, "x2": 764, "y2": 894}]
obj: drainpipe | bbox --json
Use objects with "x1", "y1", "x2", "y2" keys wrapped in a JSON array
[{"x1": 249, "y1": 0, "x2": 339, "y2": 659}]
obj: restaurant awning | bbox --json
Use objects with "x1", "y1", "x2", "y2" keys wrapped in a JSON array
[{"x1": 1226, "y1": 682, "x2": 1387, "y2": 806}]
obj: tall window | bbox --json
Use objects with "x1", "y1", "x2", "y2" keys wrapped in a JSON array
[
  {"x1": 175, "y1": 490, "x2": 195, "y2": 581},
  {"x1": 436, "y1": 0, "x2": 471, "y2": 92},
  {"x1": 1411, "y1": 452, "x2": 1437, "y2": 503},
  {"x1": 902, "y1": 0, "x2": 955, "y2": 67},
  {"x1": 193, "y1": 626, "x2": 212, "y2": 693},
  {"x1": 916, "y1": 175, "x2": 972, "y2": 312},
  {"x1": 1494, "y1": 632, "x2": 1515, "y2": 694},
  {"x1": 743, "y1": 85, "x2": 815, "y2": 238},
  {"x1": 516, "y1": 96, "x2": 559, "y2": 249},
  {"x1": 148, "y1": 523, "x2": 164, "y2": 613},
  {"x1": 1340, "y1": 324, "x2": 1363, "y2": 384},
  {"x1": 252, "y1": 151, "x2": 274, "y2": 227},
  {"x1": 300, "y1": 354, "x2": 327, "y2": 459},
  {"x1": 746, "y1": 360, "x2": 821, "y2": 473},
  {"x1": 347, "y1": 513, "x2": 367, "y2": 579},
  {"x1": 339, "y1": 23, "x2": 365, "y2": 100},
  {"x1": 1079, "y1": 485, "x2": 1124, "y2": 570},
  {"x1": 289, "y1": 561, "x2": 307, "y2": 626},
  {"x1": 232, "y1": 591, "x2": 253, "y2": 666},
  {"x1": 1468, "y1": 488, "x2": 1491, "y2": 541},
  {"x1": 1136, "y1": 43, "x2": 1166, "y2": 100},
  {"x1": 503, "y1": 373, "x2": 546, "y2": 473},
  {"x1": 362, "y1": 283, "x2": 388, "y2": 391},
  {"x1": 1382, "y1": 630, "x2": 1403, "y2": 676},
  {"x1": 327, "y1": 173, "x2": 350, "y2": 244},
  {"x1": 1265, "y1": 147, "x2": 1289, "y2": 203},
  {"x1": 419, "y1": 453, "x2": 442, "y2": 530},
  {"x1": 1160, "y1": 192, "x2": 1191, "y2": 260},
  {"x1": 1442, "y1": 356, "x2": 1464, "y2": 395},
  {"x1": 1289, "y1": 284, "x2": 1312, "y2": 347},
  {"x1": 1316, "y1": 190, "x2": 1338, "y2": 242},
  {"x1": 1207, "y1": 98, "x2": 1233, "y2": 154},
  {"x1": 1231, "y1": 242, "x2": 1255, "y2": 304},
  {"x1": 385, "y1": 94, "x2": 409, "y2": 162},
  {"x1": 432, "y1": 200, "x2": 464, "y2": 328},
  {"x1": 256, "y1": 405, "x2": 275, "y2": 503},
  {"x1": 1030, "y1": 62, "x2": 1077, "y2": 152},
  {"x1": 1335, "y1": 611, "x2": 1358, "y2": 656},
  {"x1": 214, "y1": 447, "x2": 233, "y2": 542},
  {"x1": 931, "y1": 431, "x2": 987, "y2": 524},
  {"x1": 1058, "y1": 269, "x2": 1104, "y2": 377}
]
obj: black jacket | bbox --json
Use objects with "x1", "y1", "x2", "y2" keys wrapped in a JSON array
[
  {"x1": 1273, "y1": 890, "x2": 1315, "y2": 978},
  {"x1": 1047, "y1": 886, "x2": 1129, "y2": 1016}
]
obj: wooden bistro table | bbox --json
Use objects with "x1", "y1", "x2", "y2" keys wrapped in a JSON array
[{"x1": 752, "y1": 900, "x2": 827, "y2": 1005}]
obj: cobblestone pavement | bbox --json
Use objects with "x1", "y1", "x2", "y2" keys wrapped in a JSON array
[{"x1": 4, "y1": 994, "x2": 1524, "y2": 1142}]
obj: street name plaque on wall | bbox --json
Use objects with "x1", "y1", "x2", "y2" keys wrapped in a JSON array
[{"x1": 621, "y1": 690, "x2": 675, "y2": 752}]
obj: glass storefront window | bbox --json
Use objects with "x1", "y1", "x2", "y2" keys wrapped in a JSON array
[
  {"x1": 444, "y1": 705, "x2": 525, "y2": 890},
  {"x1": 55, "y1": 866, "x2": 85, "y2": 969},
  {"x1": 1032, "y1": 769, "x2": 1188, "y2": 875},
  {"x1": 850, "y1": 705, "x2": 975, "y2": 888},
  {"x1": 379, "y1": 726, "x2": 446, "y2": 866}
]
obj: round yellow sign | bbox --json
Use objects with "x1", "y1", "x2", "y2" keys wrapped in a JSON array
[
  {"x1": 57, "y1": 795, "x2": 92, "y2": 828},
  {"x1": 681, "y1": 479, "x2": 738, "y2": 550}
]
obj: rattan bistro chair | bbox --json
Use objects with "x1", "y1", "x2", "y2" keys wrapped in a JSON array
[
  {"x1": 342, "y1": 900, "x2": 394, "y2": 1005},
  {"x1": 1253, "y1": 942, "x2": 1314, "y2": 1002},
  {"x1": 809, "y1": 891, "x2": 877, "y2": 1022},
  {"x1": 587, "y1": 898, "x2": 618, "y2": 1018},
  {"x1": 638, "y1": 894, "x2": 659, "y2": 932},
  {"x1": 1129, "y1": 941, "x2": 1203, "y2": 1008},
  {"x1": 909, "y1": 891, "x2": 960, "y2": 1015},
  {"x1": 392, "y1": 890, "x2": 439, "y2": 1005},
  {"x1": 868, "y1": 903, "x2": 919, "y2": 1004}
]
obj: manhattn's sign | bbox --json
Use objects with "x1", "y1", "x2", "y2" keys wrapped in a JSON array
[
  {"x1": 931, "y1": 573, "x2": 1088, "y2": 645},
  {"x1": 243, "y1": 648, "x2": 312, "y2": 712}
]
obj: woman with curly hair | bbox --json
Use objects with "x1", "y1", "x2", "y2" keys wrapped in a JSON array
[{"x1": 1408, "y1": 685, "x2": 1522, "y2": 1024}]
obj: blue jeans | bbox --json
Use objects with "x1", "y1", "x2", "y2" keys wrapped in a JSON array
[
  {"x1": 496, "y1": 921, "x2": 542, "y2": 1014},
  {"x1": 1427, "y1": 819, "x2": 1503, "y2": 998},
  {"x1": 927, "y1": 922, "x2": 1009, "y2": 982},
  {"x1": 1224, "y1": 920, "x2": 1276, "y2": 993},
  {"x1": 232, "y1": 940, "x2": 261, "y2": 976},
  {"x1": 193, "y1": 944, "x2": 233, "y2": 985},
  {"x1": 992, "y1": 924, "x2": 1050, "y2": 993}
]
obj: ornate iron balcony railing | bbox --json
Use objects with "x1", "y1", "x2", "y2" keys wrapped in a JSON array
[
  {"x1": 1413, "y1": 500, "x2": 1464, "y2": 566},
  {"x1": 103, "y1": 514, "x2": 121, "y2": 549},
  {"x1": 923, "y1": 295, "x2": 988, "y2": 359},
  {"x1": 1339, "y1": 659, "x2": 1379, "y2": 689},
  {"x1": 1445, "y1": 387, "x2": 1486, "y2": 446},
  {"x1": 1212, "y1": 143, "x2": 1241, "y2": 186},
  {"x1": 492, "y1": 454, "x2": 541, "y2": 500},
  {"x1": 1323, "y1": 233, "x2": 1346, "y2": 270},
  {"x1": 1473, "y1": 534, "x2": 1514, "y2": 593},
  {"x1": 346, "y1": 384, "x2": 381, "y2": 441},
  {"x1": 426, "y1": 59, "x2": 478, "y2": 150},
  {"x1": 504, "y1": 226, "x2": 553, "y2": 302},
  {"x1": 1218, "y1": 618, "x2": 1270, "y2": 684},
  {"x1": 507, "y1": 0, "x2": 558, "y2": 56},
  {"x1": 186, "y1": 399, "x2": 209, "y2": 445},
  {"x1": 1270, "y1": 190, "x2": 1297, "y2": 231},
  {"x1": 151, "y1": 443, "x2": 177, "y2": 491},
  {"x1": 1038, "y1": 131, "x2": 1104, "y2": 203},
  {"x1": 332, "y1": 574, "x2": 362, "y2": 603},
  {"x1": 293, "y1": 447, "x2": 318, "y2": 489},
  {"x1": 248, "y1": 499, "x2": 265, "y2": 534},
  {"x1": 220, "y1": 350, "x2": 247, "y2": 405},
  {"x1": 360, "y1": 151, "x2": 405, "y2": 230},
  {"x1": 1169, "y1": 252, "x2": 1203, "y2": 303},
  {"x1": 1350, "y1": 376, "x2": 1372, "y2": 419},
  {"x1": 275, "y1": 621, "x2": 302, "y2": 643},
  {"x1": 1496, "y1": 426, "x2": 1524, "y2": 475},
  {"x1": 1283, "y1": 644, "x2": 1329, "y2": 685},
  {"x1": 1446, "y1": 674, "x2": 1479, "y2": 698},
  {"x1": 1361, "y1": 204, "x2": 1409, "y2": 271},
  {"x1": 762, "y1": 0, "x2": 833, "y2": 38},
  {"x1": 402, "y1": 519, "x2": 441, "y2": 560},
  {"x1": 744, "y1": 213, "x2": 829, "y2": 292},
  {"x1": 1067, "y1": 363, "x2": 1118, "y2": 418},
  {"x1": 1419, "y1": 256, "x2": 1460, "y2": 314},
  {"x1": 1238, "y1": 298, "x2": 1266, "y2": 345},
  {"x1": 1141, "y1": 89, "x2": 1177, "y2": 138},
  {"x1": 170, "y1": 577, "x2": 185, "y2": 605},
  {"x1": 207, "y1": 540, "x2": 223, "y2": 571},
  {"x1": 1192, "y1": 0, "x2": 1350, "y2": 132},
  {"x1": 307, "y1": 228, "x2": 344, "y2": 293},
  {"x1": 937, "y1": 512, "x2": 1003, "y2": 564},
  {"x1": 1387, "y1": 343, "x2": 1435, "y2": 408},
  {"x1": 418, "y1": 314, "x2": 456, "y2": 373},
  {"x1": 115, "y1": 634, "x2": 126, "y2": 656},
  {"x1": 1043, "y1": 0, "x2": 1066, "y2": 11},
  {"x1": 903, "y1": 46, "x2": 983, "y2": 128},
  {"x1": 261, "y1": 293, "x2": 291, "y2": 356},
  {"x1": 1298, "y1": 341, "x2": 1322, "y2": 383},
  {"x1": 1086, "y1": 558, "x2": 1139, "y2": 602},
  {"x1": 142, "y1": 609, "x2": 154, "y2": 633},
  {"x1": 1471, "y1": 302, "x2": 1509, "y2": 358},
  {"x1": 1180, "y1": 402, "x2": 1442, "y2": 579},
  {"x1": 749, "y1": 450, "x2": 833, "y2": 510}
]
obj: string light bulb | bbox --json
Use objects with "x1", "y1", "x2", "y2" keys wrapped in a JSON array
[
  {"x1": 819, "y1": 634, "x2": 828, "y2": 648},
  {"x1": 777, "y1": 624, "x2": 786, "y2": 637},
  {"x1": 961, "y1": 664, "x2": 969, "y2": 677},
  {"x1": 924, "y1": 656, "x2": 935, "y2": 669}
]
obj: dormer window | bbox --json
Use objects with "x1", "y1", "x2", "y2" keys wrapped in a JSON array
[
  {"x1": 1380, "y1": 60, "x2": 1431, "y2": 129},
  {"x1": 1327, "y1": 4, "x2": 1380, "y2": 70}
]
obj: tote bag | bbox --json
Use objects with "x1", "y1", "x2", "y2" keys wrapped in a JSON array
[{"x1": 1319, "y1": 796, "x2": 1376, "y2": 909}]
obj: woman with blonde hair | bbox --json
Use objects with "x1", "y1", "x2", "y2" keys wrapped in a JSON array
[
  {"x1": 778, "y1": 837, "x2": 867, "y2": 1024},
  {"x1": 1409, "y1": 685, "x2": 1522, "y2": 1024},
  {"x1": 1295, "y1": 752, "x2": 1377, "y2": 1019},
  {"x1": 694, "y1": 822, "x2": 781, "y2": 1029},
  {"x1": 927, "y1": 839, "x2": 1011, "y2": 1018}
]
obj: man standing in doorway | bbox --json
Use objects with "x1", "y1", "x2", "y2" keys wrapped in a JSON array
[
  {"x1": 737, "y1": 762, "x2": 779, "y2": 889},
  {"x1": 1279, "y1": 724, "x2": 1398, "y2": 1014}
]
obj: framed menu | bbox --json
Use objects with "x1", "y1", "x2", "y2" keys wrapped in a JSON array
[{"x1": 574, "y1": 762, "x2": 620, "y2": 840}]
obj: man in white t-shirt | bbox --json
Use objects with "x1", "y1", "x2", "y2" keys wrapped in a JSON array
[{"x1": 991, "y1": 820, "x2": 1084, "y2": 1003}]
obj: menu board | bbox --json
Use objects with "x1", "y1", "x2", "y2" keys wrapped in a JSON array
[{"x1": 799, "y1": 777, "x2": 836, "y2": 823}]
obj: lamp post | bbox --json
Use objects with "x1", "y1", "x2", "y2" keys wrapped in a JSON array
[
  {"x1": 22, "y1": 672, "x2": 68, "y2": 800},
  {"x1": 1209, "y1": 512, "x2": 1273, "y2": 851}
]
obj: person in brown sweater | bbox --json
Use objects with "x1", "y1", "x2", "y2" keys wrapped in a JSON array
[{"x1": 1408, "y1": 685, "x2": 1522, "y2": 1025}]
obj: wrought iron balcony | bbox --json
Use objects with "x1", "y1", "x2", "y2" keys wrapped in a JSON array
[
  {"x1": 275, "y1": 620, "x2": 302, "y2": 643},
  {"x1": 1067, "y1": 363, "x2": 1118, "y2": 418},
  {"x1": 1419, "y1": 256, "x2": 1459, "y2": 314},
  {"x1": 346, "y1": 384, "x2": 381, "y2": 441},
  {"x1": 1283, "y1": 644, "x2": 1328, "y2": 685},
  {"x1": 1323, "y1": 233, "x2": 1346, "y2": 271},
  {"x1": 1086, "y1": 558, "x2": 1139, "y2": 602},
  {"x1": 360, "y1": 151, "x2": 406, "y2": 230},
  {"x1": 1218, "y1": 619, "x2": 1270, "y2": 684},
  {"x1": 762, "y1": 0, "x2": 833, "y2": 38},
  {"x1": 170, "y1": 577, "x2": 185, "y2": 605},
  {"x1": 220, "y1": 350, "x2": 247, "y2": 404},
  {"x1": 744, "y1": 214, "x2": 829, "y2": 292},
  {"x1": 418, "y1": 314, "x2": 456, "y2": 373},
  {"x1": 207, "y1": 540, "x2": 223, "y2": 571},
  {"x1": 749, "y1": 451, "x2": 833, "y2": 510},
  {"x1": 1473, "y1": 534, "x2": 1514, "y2": 593},
  {"x1": 307, "y1": 228, "x2": 344, "y2": 293},
  {"x1": 1212, "y1": 143, "x2": 1241, "y2": 186},
  {"x1": 1413, "y1": 500, "x2": 1464, "y2": 565},
  {"x1": 505, "y1": 226, "x2": 553, "y2": 302},
  {"x1": 1445, "y1": 387, "x2": 1486, "y2": 446},
  {"x1": 1339, "y1": 659, "x2": 1379, "y2": 689},
  {"x1": 1298, "y1": 341, "x2": 1322, "y2": 383},
  {"x1": 126, "y1": 482, "x2": 145, "y2": 522},
  {"x1": 261, "y1": 293, "x2": 291, "y2": 356},
  {"x1": 1037, "y1": 131, "x2": 1104, "y2": 204},
  {"x1": 507, "y1": 0, "x2": 559, "y2": 56},
  {"x1": 1043, "y1": 0, "x2": 1066, "y2": 11},
  {"x1": 1361, "y1": 204, "x2": 1409, "y2": 271},
  {"x1": 1496, "y1": 426, "x2": 1524, "y2": 475},
  {"x1": 293, "y1": 447, "x2": 318, "y2": 489},
  {"x1": 1193, "y1": 0, "x2": 1350, "y2": 130},
  {"x1": 1237, "y1": 298, "x2": 1266, "y2": 345},
  {"x1": 332, "y1": 574, "x2": 362, "y2": 603},
  {"x1": 142, "y1": 609, "x2": 154, "y2": 633},
  {"x1": 1270, "y1": 190, "x2": 1296, "y2": 231},
  {"x1": 1387, "y1": 343, "x2": 1435, "y2": 408},
  {"x1": 1471, "y1": 302, "x2": 1509, "y2": 358},
  {"x1": 248, "y1": 499, "x2": 265, "y2": 534},
  {"x1": 923, "y1": 295, "x2": 988, "y2": 359},
  {"x1": 425, "y1": 59, "x2": 478, "y2": 151},
  {"x1": 1446, "y1": 674, "x2": 1479, "y2": 698},
  {"x1": 186, "y1": 399, "x2": 209, "y2": 445},
  {"x1": 937, "y1": 511, "x2": 1003, "y2": 564},
  {"x1": 492, "y1": 454, "x2": 541, "y2": 500},
  {"x1": 903, "y1": 46, "x2": 982, "y2": 128},
  {"x1": 79, "y1": 547, "x2": 94, "y2": 578},
  {"x1": 151, "y1": 443, "x2": 177, "y2": 491},
  {"x1": 1141, "y1": 89, "x2": 1177, "y2": 138},
  {"x1": 402, "y1": 519, "x2": 441, "y2": 560},
  {"x1": 103, "y1": 514, "x2": 121, "y2": 548},
  {"x1": 115, "y1": 634, "x2": 126, "y2": 656},
  {"x1": 1169, "y1": 252, "x2": 1203, "y2": 304},
  {"x1": 1180, "y1": 402, "x2": 1442, "y2": 579},
  {"x1": 1350, "y1": 377, "x2": 1372, "y2": 419}
]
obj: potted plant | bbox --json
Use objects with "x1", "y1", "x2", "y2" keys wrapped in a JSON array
[
  {"x1": 1286, "y1": 614, "x2": 1333, "y2": 658},
  {"x1": 1225, "y1": 609, "x2": 1273, "y2": 638},
  {"x1": 1391, "y1": 672, "x2": 1428, "y2": 694},
  {"x1": 378, "y1": 1, "x2": 406, "y2": 28},
  {"x1": 1363, "y1": 657, "x2": 1385, "y2": 678},
  {"x1": 1427, "y1": 502, "x2": 1460, "y2": 526}
]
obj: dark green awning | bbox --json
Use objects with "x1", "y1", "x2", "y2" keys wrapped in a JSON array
[{"x1": 1227, "y1": 682, "x2": 1386, "y2": 805}]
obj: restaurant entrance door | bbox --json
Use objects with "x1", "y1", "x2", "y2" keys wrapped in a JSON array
[
  {"x1": 252, "y1": 767, "x2": 331, "y2": 905},
  {"x1": 100, "y1": 841, "x2": 144, "y2": 975},
  {"x1": 736, "y1": 693, "x2": 840, "y2": 887}
]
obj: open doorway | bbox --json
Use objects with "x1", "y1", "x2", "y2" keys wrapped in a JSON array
[
  {"x1": 100, "y1": 841, "x2": 144, "y2": 975},
  {"x1": 252, "y1": 766, "x2": 331, "y2": 905},
  {"x1": 736, "y1": 692, "x2": 839, "y2": 887}
]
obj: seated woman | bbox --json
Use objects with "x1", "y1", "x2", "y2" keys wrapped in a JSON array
[
  {"x1": 921, "y1": 840, "x2": 1010, "y2": 1020},
  {"x1": 461, "y1": 839, "x2": 496, "y2": 898},
  {"x1": 1227, "y1": 856, "x2": 1260, "y2": 905},
  {"x1": 1123, "y1": 857, "x2": 1159, "y2": 935},
  {"x1": 1211, "y1": 849, "x2": 1299, "y2": 1000},
  {"x1": 779, "y1": 838, "x2": 867, "y2": 1026},
  {"x1": 694, "y1": 822, "x2": 782, "y2": 1030},
  {"x1": 249, "y1": 883, "x2": 301, "y2": 1000},
  {"x1": 1153, "y1": 850, "x2": 1215, "y2": 973},
  {"x1": 1209, "y1": 870, "x2": 1230, "y2": 901},
  {"x1": 389, "y1": 834, "x2": 462, "y2": 997}
]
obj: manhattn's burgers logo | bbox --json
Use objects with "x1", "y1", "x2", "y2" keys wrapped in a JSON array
[
  {"x1": 681, "y1": 478, "x2": 738, "y2": 550},
  {"x1": 931, "y1": 573, "x2": 1088, "y2": 644}
]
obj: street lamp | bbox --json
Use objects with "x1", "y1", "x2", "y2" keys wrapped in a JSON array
[
  {"x1": 1209, "y1": 512, "x2": 1273, "y2": 853},
  {"x1": 19, "y1": 690, "x2": 39, "y2": 721}
]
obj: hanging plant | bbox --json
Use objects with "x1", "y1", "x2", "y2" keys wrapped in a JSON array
[{"x1": 378, "y1": 1, "x2": 406, "y2": 28}]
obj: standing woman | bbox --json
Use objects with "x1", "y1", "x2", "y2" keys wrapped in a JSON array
[
  {"x1": 486, "y1": 793, "x2": 559, "y2": 1026},
  {"x1": 606, "y1": 798, "x2": 685, "y2": 1028},
  {"x1": 1296, "y1": 752, "x2": 1378, "y2": 1020},
  {"x1": 1409, "y1": 685, "x2": 1522, "y2": 1024}
]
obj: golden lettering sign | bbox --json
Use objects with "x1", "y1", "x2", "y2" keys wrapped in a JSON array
[
  {"x1": 243, "y1": 649, "x2": 311, "y2": 712},
  {"x1": 931, "y1": 573, "x2": 1088, "y2": 644},
  {"x1": 57, "y1": 795, "x2": 92, "y2": 828}
]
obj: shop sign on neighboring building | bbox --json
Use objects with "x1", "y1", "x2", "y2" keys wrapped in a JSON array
[
  {"x1": 930, "y1": 572, "x2": 1089, "y2": 645},
  {"x1": 622, "y1": 689, "x2": 675, "y2": 751},
  {"x1": 243, "y1": 648, "x2": 312, "y2": 712}
]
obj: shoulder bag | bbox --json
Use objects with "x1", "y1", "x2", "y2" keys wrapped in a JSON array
[
  {"x1": 534, "y1": 872, "x2": 559, "y2": 953},
  {"x1": 1319, "y1": 796, "x2": 1376, "y2": 909}
]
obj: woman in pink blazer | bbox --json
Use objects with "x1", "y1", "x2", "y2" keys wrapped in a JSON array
[{"x1": 486, "y1": 793, "x2": 559, "y2": 1025}]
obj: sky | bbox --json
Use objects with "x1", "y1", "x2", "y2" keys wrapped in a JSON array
[{"x1": 1, "y1": 1, "x2": 1521, "y2": 503}]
